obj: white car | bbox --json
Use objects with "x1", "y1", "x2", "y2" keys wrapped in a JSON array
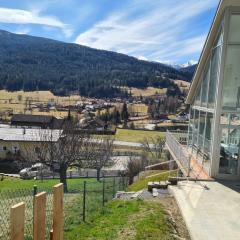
[{"x1": 19, "y1": 163, "x2": 52, "y2": 179}]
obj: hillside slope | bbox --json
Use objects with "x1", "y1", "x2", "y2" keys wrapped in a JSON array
[{"x1": 0, "y1": 30, "x2": 194, "y2": 97}]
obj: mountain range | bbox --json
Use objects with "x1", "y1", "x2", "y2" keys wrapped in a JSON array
[
  {"x1": 0, "y1": 30, "x2": 196, "y2": 98},
  {"x1": 166, "y1": 60, "x2": 198, "y2": 70}
]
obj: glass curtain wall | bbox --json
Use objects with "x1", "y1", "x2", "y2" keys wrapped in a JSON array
[
  {"x1": 219, "y1": 13, "x2": 240, "y2": 175},
  {"x1": 188, "y1": 21, "x2": 223, "y2": 161}
]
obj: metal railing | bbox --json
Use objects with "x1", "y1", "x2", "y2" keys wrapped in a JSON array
[
  {"x1": 166, "y1": 130, "x2": 189, "y2": 176},
  {"x1": 166, "y1": 130, "x2": 212, "y2": 181}
]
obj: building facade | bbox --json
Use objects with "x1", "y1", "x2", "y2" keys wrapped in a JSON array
[{"x1": 167, "y1": 0, "x2": 240, "y2": 180}]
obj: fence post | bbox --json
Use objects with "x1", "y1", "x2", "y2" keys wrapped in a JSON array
[
  {"x1": 121, "y1": 176, "x2": 124, "y2": 190},
  {"x1": 50, "y1": 230, "x2": 53, "y2": 240},
  {"x1": 102, "y1": 177, "x2": 105, "y2": 207},
  {"x1": 124, "y1": 177, "x2": 127, "y2": 190},
  {"x1": 52, "y1": 183, "x2": 64, "y2": 240},
  {"x1": 33, "y1": 192, "x2": 47, "y2": 240},
  {"x1": 33, "y1": 185, "x2": 38, "y2": 196},
  {"x1": 10, "y1": 202, "x2": 25, "y2": 240},
  {"x1": 112, "y1": 177, "x2": 116, "y2": 198},
  {"x1": 83, "y1": 181, "x2": 86, "y2": 222}
]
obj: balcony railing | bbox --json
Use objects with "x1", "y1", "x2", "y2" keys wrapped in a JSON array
[{"x1": 165, "y1": 130, "x2": 189, "y2": 176}]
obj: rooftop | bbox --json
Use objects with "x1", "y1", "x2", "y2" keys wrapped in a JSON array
[
  {"x1": 0, "y1": 126, "x2": 62, "y2": 142},
  {"x1": 11, "y1": 114, "x2": 54, "y2": 124}
]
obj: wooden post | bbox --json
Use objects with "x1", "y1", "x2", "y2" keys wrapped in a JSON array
[
  {"x1": 33, "y1": 192, "x2": 47, "y2": 240},
  {"x1": 10, "y1": 202, "x2": 25, "y2": 240},
  {"x1": 50, "y1": 230, "x2": 53, "y2": 240},
  {"x1": 52, "y1": 183, "x2": 64, "y2": 240}
]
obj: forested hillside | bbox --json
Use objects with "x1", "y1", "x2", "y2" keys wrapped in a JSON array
[{"x1": 0, "y1": 30, "x2": 195, "y2": 98}]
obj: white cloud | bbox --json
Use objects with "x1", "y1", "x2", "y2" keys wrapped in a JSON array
[
  {"x1": 75, "y1": 0, "x2": 218, "y2": 62},
  {"x1": 0, "y1": 7, "x2": 72, "y2": 37}
]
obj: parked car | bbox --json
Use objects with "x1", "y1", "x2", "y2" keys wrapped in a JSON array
[{"x1": 19, "y1": 163, "x2": 52, "y2": 179}]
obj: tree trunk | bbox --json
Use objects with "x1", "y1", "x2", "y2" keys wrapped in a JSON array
[
  {"x1": 129, "y1": 175, "x2": 134, "y2": 185},
  {"x1": 97, "y1": 168, "x2": 101, "y2": 181},
  {"x1": 59, "y1": 164, "x2": 68, "y2": 193}
]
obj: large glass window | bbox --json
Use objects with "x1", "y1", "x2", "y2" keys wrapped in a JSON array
[
  {"x1": 194, "y1": 85, "x2": 201, "y2": 106},
  {"x1": 228, "y1": 14, "x2": 240, "y2": 43},
  {"x1": 219, "y1": 127, "x2": 239, "y2": 175},
  {"x1": 218, "y1": 14, "x2": 240, "y2": 176},
  {"x1": 222, "y1": 46, "x2": 240, "y2": 110},
  {"x1": 198, "y1": 111, "x2": 206, "y2": 150},
  {"x1": 204, "y1": 112, "x2": 213, "y2": 155},
  {"x1": 208, "y1": 45, "x2": 221, "y2": 108},
  {"x1": 201, "y1": 61, "x2": 210, "y2": 107},
  {"x1": 193, "y1": 110, "x2": 199, "y2": 147},
  {"x1": 188, "y1": 108, "x2": 194, "y2": 146},
  {"x1": 230, "y1": 113, "x2": 240, "y2": 128}
]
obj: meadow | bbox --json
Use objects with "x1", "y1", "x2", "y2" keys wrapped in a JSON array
[
  {"x1": 115, "y1": 128, "x2": 165, "y2": 142},
  {"x1": 128, "y1": 87, "x2": 167, "y2": 97},
  {"x1": 65, "y1": 199, "x2": 175, "y2": 240},
  {"x1": 0, "y1": 176, "x2": 127, "y2": 240},
  {"x1": 0, "y1": 90, "x2": 82, "y2": 119}
]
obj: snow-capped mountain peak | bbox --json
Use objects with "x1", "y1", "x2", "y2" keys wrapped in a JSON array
[{"x1": 163, "y1": 60, "x2": 198, "y2": 69}]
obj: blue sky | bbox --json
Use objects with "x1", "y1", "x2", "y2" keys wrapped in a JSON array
[{"x1": 0, "y1": 0, "x2": 219, "y2": 64}]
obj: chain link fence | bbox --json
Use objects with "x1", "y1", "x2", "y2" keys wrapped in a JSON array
[{"x1": 0, "y1": 176, "x2": 128, "y2": 240}]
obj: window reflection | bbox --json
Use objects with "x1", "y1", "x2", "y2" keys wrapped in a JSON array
[
  {"x1": 228, "y1": 14, "x2": 240, "y2": 43},
  {"x1": 222, "y1": 46, "x2": 240, "y2": 110},
  {"x1": 219, "y1": 127, "x2": 239, "y2": 175},
  {"x1": 204, "y1": 113, "x2": 213, "y2": 155}
]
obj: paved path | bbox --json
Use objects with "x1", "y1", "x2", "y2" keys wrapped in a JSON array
[
  {"x1": 113, "y1": 140, "x2": 154, "y2": 148},
  {"x1": 169, "y1": 181, "x2": 240, "y2": 240}
]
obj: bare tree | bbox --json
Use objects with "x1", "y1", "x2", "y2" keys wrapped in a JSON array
[
  {"x1": 84, "y1": 136, "x2": 114, "y2": 181},
  {"x1": 141, "y1": 136, "x2": 165, "y2": 163},
  {"x1": 20, "y1": 121, "x2": 93, "y2": 192},
  {"x1": 126, "y1": 154, "x2": 144, "y2": 185}
]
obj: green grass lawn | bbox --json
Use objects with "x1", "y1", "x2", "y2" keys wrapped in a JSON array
[
  {"x1": 0, "y1": 176, "x2": 126, "y2": 239},
  {"x1": 128, "y1": 170, "x2": 177, "y2": 192},
  {"x1": 115, "y1": 129, "x2": 165, "y2": 142},
  {"x1": 65, "y1": 199, "x2": 175, "y2": 240},
  {"x1": 0, "y1": 176, "x2": 100, "y2": 191}
]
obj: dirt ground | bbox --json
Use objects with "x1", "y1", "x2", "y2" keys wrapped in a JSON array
[{"x1": 158, "y1": 196, "x2": 191, "y2": 240}]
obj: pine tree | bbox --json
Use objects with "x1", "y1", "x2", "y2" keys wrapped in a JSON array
[{"x1": 121, "y1": 102, "x2": 129, "y2": 123}]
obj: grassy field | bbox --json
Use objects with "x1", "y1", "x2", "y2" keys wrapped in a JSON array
[
  {"x1": 174, "y1": 80, "x2": 190, "y2": 93},
  {"x1": 115, "y1": 129, "x2": 165, "y2": 142},
  {"x1": 0, "y1": 176, "x2": 126, "y2": 240},
  {"x1": 128, "y1": 170, "x2": 177, "y2": 192},
  {"x1": 129, "y1": 87, "x2": 167, "y2": 97},
  {"x1": 65, "y1": 199, "x2": 175, "y2": 240},
  {"x1": 0, "y1": 176, "x2": 95, "y2": 191},
  {"x1": 128, "y1": 103, "x2": 148, "y2": 114},
  {"x1": 0, "y1": 90, "x2": 82, "y2": 118},
  {"x1": 0, "y1": 90, "x2": 82, "y2": 104}
]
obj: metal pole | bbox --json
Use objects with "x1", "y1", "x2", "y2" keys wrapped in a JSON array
[
  {"x1": 112, "y1": 177, "x2": 116, "y2": 198},
  {"x1": 83, "y1": 181, "x2": 86, "y2": 222},
  {"x1": 102, "y1": 177, "x2": 105, "y2": 207}
]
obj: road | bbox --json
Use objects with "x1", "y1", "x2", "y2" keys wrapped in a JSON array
[{"x1": 113, "y1": 140, "x2": 154, "y2": 148}]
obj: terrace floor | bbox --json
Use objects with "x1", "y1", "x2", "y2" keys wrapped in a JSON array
[
  {"x1": 169, "y1": 180, "x2": 240, "y2": 240},
  {"x1": 182, "y1": 146, "x2": 212, "y2": 180}
]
